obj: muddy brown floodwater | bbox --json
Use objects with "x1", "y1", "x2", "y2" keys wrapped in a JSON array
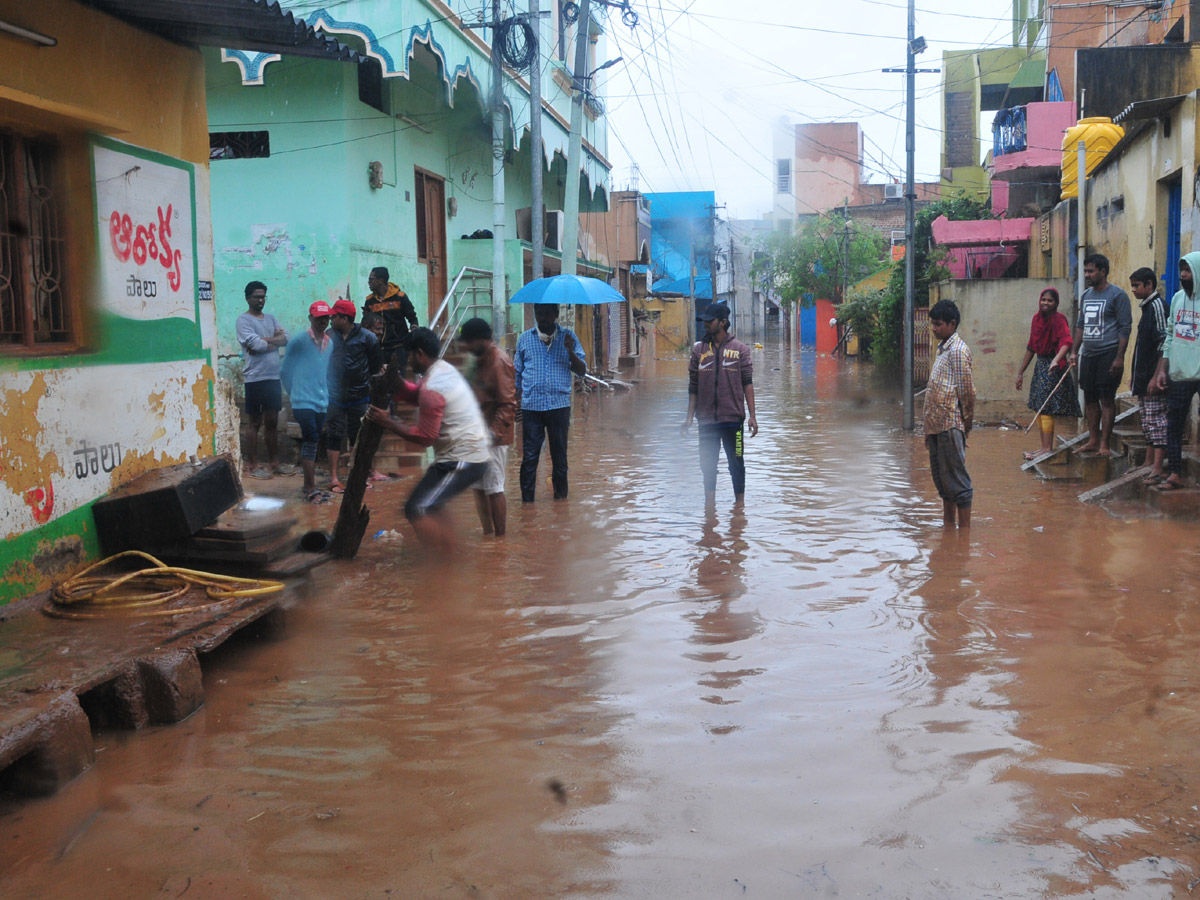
[{"x1": 4, "y1": 341, "x2": 1200, "y2": 899}]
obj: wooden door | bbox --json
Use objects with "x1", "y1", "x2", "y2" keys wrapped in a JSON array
[{"x1": 415, "y1": 169, "x2": 447, "y2": 325}]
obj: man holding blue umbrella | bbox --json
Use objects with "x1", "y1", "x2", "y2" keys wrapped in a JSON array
[{"x1": 514, "y1": 303, "x2": 587, "y2": 502}]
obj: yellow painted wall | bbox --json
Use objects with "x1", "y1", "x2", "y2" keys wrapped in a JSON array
[
  {"x1": 1084, "y1": 93, "x2": 1196, "y2": 389},
  {"x1": 0, "y1": 0, "x2": 210, "y2": 346},
  {"x1": 0, "y1": 1, "x2": 225, "y2": 602},
  {"x1": 640, "y1": 296, "x2": 692, "y2": 356}
]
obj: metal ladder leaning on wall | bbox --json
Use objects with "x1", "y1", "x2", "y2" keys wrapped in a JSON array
[{"x1": 433, "y1": 266, "x2": 493, "y2": 358}]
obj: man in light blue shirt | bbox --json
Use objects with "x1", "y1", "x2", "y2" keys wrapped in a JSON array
[
  {"x1": 281, "y1": 301, "x2": 334, "y2": 501},
  {"x1": 513, "y1": 303, "x2": 586, "y2": 502}
]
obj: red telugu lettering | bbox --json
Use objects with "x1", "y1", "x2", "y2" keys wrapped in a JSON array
[
  {"x1": 108, "y1": 204, "x2": 184, "y2": 292},
  {"x1": 109, "y1": 211, "x2": 132, "y2": 262},
  {"x1": 158, "y1": 204, "x2": 182, "y2": 292}
]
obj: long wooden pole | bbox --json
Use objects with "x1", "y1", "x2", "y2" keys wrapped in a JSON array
[
  {"x1": 329, "y1": 362, "x2": 404, "y2": 559},
  {"x1": 1023, "y1": 363, "x2": 1073, "y2": 434}
]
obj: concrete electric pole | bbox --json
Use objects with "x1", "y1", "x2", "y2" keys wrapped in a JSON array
[
  {"x1": 489, "y1": 0, "x2": 508, "y2": 335},
  {"x1": 560, "y1": 0, "x2": 593, "y2": 278},
  {"x1": 529, "y1": 0, "x2": 545, "y2": 280},
  {"x1": 883, "y1": 0, "x2": 936, "y2": 431}
]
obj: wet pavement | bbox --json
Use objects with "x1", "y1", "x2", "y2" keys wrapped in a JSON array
[{"x1": 3, "y1": 341, "x2": 1200, "y2": 898}]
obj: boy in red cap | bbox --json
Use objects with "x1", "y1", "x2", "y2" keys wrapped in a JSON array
[
  {"x1": 281, "y1": 301, "x2": 334, "y2": 501},
  {"x1": 324, "y1": 299, "x2": 383, "y2": 492}
]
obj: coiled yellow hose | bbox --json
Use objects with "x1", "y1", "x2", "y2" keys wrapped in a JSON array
[{"x1": 44, "y1": 550, "x2": 284, "y2": 620}]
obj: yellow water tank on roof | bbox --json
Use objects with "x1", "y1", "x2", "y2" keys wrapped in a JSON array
[{"x1": 1061, "y1": 117, "x2": 1124, "y2": 199}]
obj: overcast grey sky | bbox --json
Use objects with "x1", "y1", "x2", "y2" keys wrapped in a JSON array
[{"x1": 596, "y1": 0, "x2": 1018, "y2": 219}]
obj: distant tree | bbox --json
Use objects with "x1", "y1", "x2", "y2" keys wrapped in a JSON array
[
  {"x1": 871, "y1": 192, "x2": 993, "y2": 371},
  {"x1": 753, "y1": 212, "x2": 885, "y2": 309}
]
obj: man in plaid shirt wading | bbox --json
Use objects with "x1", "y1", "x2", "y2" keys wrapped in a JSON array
[{"x1": 923, "y1": 299, "x2": 976, "y2": 529}]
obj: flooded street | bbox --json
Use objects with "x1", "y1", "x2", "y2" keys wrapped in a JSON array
[{"x1": 4, "y1": 341, "x2": 1200, "y2": 898}]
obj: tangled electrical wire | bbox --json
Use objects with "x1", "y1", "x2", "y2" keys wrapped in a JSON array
[
  {"x1": 496, "y1": 16, "x2": 536, "y2": 71},
  {"x1": 562, "y1": 2, "x2": 638, "y2": 29},
  {"x1": 43, "y1": 550, "x2": 284, "y2": 620}
]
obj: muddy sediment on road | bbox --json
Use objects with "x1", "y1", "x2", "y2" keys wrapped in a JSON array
[{"x1": 3, "y1": 344, "x2": 1198, "y2": 898}]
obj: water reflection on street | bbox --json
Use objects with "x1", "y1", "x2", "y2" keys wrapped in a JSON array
[{"x1": 3, "y1": 340, "x2": 1200, "y2": 898}]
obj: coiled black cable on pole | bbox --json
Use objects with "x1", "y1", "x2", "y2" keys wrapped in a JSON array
[{"x1": 496, "y1": 16, "x2": 536, "y2": 72}]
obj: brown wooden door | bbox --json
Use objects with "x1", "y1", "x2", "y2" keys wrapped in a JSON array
[{"x1": 415, "y1": 169, "x2": 447, "y2": 325}]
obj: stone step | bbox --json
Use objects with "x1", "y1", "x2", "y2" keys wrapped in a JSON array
[
  {"x1": 1145, "y1": 484, "x2": 1200, "y2": 519},
  {"x1": 373, "y1": 451, "x2": 425, "y2": 469},
  {"x1": 1032, "y1": 463, "x2": 1084, "y2": 483}
]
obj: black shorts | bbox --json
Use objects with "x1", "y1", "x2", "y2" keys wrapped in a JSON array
[
  {"x1": 244, "y1": 379, "x2": 282, "y2": 417},
  {"x1": 1079, "y1": 348, "x2": 1120, "y2": 404},
  {"x1": 325, "y1": 401, "x2": 368, "y2": 448},
  {"x1": 405, "y1": 460, "x2": 487, "y2": 520}
]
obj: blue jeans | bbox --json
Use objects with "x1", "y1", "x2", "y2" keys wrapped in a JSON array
[
  {"x1": 292, "y1": 408, "x2": 325, "y2": 461},
  {"x1": 699, "y1": 422, "x2": 745, "y2": 496},
  {"x1": 520, "y1": 407, "x2": 571, "y2": 501}
]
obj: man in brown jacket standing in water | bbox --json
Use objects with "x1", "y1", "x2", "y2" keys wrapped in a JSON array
[{"x1": 681, "y1": 302, "x2": 758, "y2": 505}]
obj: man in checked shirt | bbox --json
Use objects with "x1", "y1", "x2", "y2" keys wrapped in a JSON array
[{"x1": 923, "y1": 299, "x2": 976, "y2": 529}]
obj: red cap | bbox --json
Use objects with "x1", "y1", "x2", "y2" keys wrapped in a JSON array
[
  {"x1": 309, "y1": 301, "x2": 332, "y2": 317},
  {"x1": 331, "y1": 299, "x2": 357, "y2": 319}
]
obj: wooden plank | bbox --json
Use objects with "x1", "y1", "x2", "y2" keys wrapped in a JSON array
[{"x1": 196, "y1": 507, "x2": 297, "y2": 541}]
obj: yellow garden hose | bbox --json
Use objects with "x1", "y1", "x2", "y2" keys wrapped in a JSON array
[{"x1": 44, "y1": 550, "x2": 284, "y2": 620}]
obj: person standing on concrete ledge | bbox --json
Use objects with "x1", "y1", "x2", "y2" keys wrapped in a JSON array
[
  {"x1": 364, "y1": 266, "x2": 419, "y2": 375},
  {"x1": 513, "y1": 303, "x2": 586, "y2": 502},
  {"x1": 236, "y1": 280, "x2": 290, "y2": 480},
  {"x1": 325, "y1": 299, "x2": 383, "y2": 494},
  {"x1": 924, "y1": 299, "x2": 975, "y2": 529},
  {"x1": 1070, "y1": 253, "x2": 1132, "y2": 456},
  {"x1": 1129, "y1": 267, "x2": 1169, "y2": 485},
  {"x1": 1151, "y1": 253, "x2": 1200, "y2": 491},
  {"x1": 281, "y1": 301, "x2": 334, "y2": 503}
]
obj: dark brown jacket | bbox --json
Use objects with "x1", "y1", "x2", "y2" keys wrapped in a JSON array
[{"x1": 688, "y1": 334, "x2": 753, "y2": 425}]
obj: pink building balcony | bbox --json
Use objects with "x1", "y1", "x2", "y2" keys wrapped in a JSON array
[{"x1": 991, "y1": 101, "x2": 1077, "y2": 182}]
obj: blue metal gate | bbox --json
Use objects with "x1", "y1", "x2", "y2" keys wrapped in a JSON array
[{"x1": 1163, "y1": 177, "x2": 1182, "y2": 300}]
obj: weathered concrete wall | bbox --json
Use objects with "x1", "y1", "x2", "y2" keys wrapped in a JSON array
[
  {"x1": 1086, "y1": 95, "x2": 1195, "y2": 293},
  {"x1": 932, "y1": 277, "x2": 1076, "y2": 402},
  {"x1": 0, "y1": 0, "x2": 230, "y2": 603},
  {"x1": 642, "y1": 297, "x2": 692, "y2": 356}
]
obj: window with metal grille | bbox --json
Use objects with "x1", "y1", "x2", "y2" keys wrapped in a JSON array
[
  {"x1": 776, "y1": 159, "x2": 791, "y2": 195},
  {"x1": 209, "y1": 131, "x2": 270, "y2": 160},
  {"x1": 0, "y1": 131, "x2": 70, "y2": 347}
]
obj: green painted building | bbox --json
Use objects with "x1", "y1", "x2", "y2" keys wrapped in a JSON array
[{"x1": 206, "y1": 0, "x2": 612, "y2": 381}]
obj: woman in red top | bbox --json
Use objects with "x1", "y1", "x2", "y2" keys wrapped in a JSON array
[{"x1": 1015, "y1": 287, "x2": 1081, "y2": 460}]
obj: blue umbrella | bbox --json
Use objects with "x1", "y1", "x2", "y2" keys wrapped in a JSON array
[{"x1": 508, "y1": 274, "x2": 624, "y2": 305}]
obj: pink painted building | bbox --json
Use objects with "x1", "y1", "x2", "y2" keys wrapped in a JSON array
[
  {"x1": 930, "y1": 215, "x2": 1036, "y2": 280},
  {"x1": 990, "y1": 101, "x2": 1076, "y2": 216}
]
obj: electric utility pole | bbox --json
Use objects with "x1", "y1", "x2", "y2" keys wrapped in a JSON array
[
  {"x1": 902, "y1": 0, "x2": 916, "y2": 431},
  {"x1": 841, "y1": 198, "x2": 850, "y2": 303},
  {"x1": 469, "y1": 3, "x2": 546, "y2": 331},
  {"x1": 489, "y1": 0, "x2": 508, "y2": 335},
  {"x1": 561, "y1": 0, "x2": 593, "y2": 277},
  {"x1": 562, "y1": 0, "x2": 636, "y2": 276},
  {"x1": 530, "y1": 0, "x2": 545, "y2": 279},
  {"x1": 883, "y1": 0, "x2": 936, "y2": 431}
]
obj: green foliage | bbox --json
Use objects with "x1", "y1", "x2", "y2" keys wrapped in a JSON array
[
  {"x1": 869, "y1": 192, "x2": 993, "y2": 371},
  {"x1": 836, "y1": 287, "x2": 884, "y2": 357},
  {"x1": 756, "y1": 212, "x2": 885, "y2": 309}
]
